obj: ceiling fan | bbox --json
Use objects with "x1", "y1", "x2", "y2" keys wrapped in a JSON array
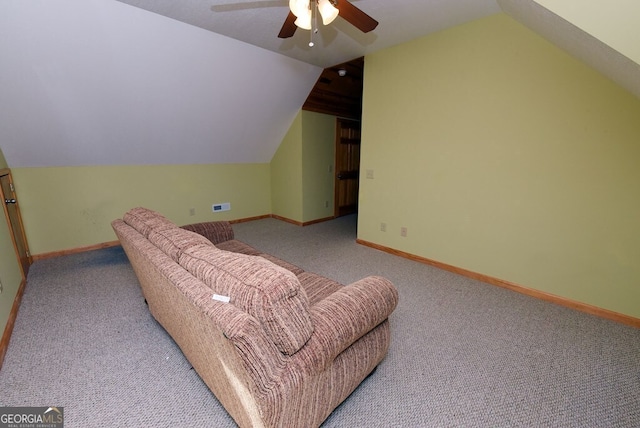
[{"x1": 278, "y1": 0, "x2": 378, "y2": 40}]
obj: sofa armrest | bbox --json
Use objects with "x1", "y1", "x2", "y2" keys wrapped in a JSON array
[
  {"x1": 181, "y1": 221, "x2": 234, "y2": 245},
  {"x1": 294, "y1": 276, "x2": 398, "y2": 369}
]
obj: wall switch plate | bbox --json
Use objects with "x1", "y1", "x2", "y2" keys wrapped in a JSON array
[
  {"x1": 401, "y1": 227, "x2": 407, "y2": 237},
  {"x1": 366, "y1": 169, "x2": 374, "y2": 179},
  {"x1": 189, "y1": 208, "x2": 195, "y2": 216},
  {"x1": 212, "y1": 202, "x2": 231, "y2": 212},
  {"x1": 380, "y1": 222, "x2": 387, "y2": 232}
]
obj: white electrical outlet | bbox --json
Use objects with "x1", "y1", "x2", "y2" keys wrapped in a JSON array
[
  {"x1": 380, "y1": 222, "x2": 387, "y2": 232},
  {"x1": 212, "y1": 202, "x2": 231, "y2": 212},
  {"x1": 401, "y1": 227, "x2": 407, "y2": 237}
]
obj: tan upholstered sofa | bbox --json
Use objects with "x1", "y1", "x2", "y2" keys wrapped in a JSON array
[{"x1": 112, "y1": 207, "x2": 398, "y2": 428}]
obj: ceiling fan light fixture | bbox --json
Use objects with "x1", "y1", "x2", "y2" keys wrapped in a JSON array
[
  {"x1": 289, "y1": 0, "x2": 309, "y2": 18},
  {"x1": 294, "y1": 14, "x2": 312, "y2": 30},
  {"x1": 318, "y1": 0, "x2": 339, "y2": 25},
  {"x1": 289, "y1": 0, "x2": 311, "y2": 29},
  {"x1": 279, "y1": 0, "x2": 378, "y2": 39}
]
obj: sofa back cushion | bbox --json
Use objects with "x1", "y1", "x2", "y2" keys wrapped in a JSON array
[
  {"x1": 123, "y1": 207, "x2": 215, "y2": 261},
  {"x1": 181, "y1": 221, "x2": 234, "y2": 245},
  {"x1": 180, "y1": 245, "x2": 314, "y2": 356},
  {"x1": 123, "y1": 207, "x2": 175, "y2": 237},
  {"x1": 148, "y1": 227, "x2": 215, "y2": 262}
]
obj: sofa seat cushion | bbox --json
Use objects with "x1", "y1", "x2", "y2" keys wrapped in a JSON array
[
  {"x1": 216, "y1": 240, "x2": 304, "y2": 275},
  {"x1": 258, "y1": 254, "x2": 304, "y2": 276},
  {"x1": 297, "y1": 272, "x2": 343, "y2": 306},
  {"x1": 216, "y1": 239, "x2": 261, "y2": 255},
  {"x1": 179, "y1": 245, "x2": 314, "y2": 356},
  {"x1": 123, "y1": 207, "x2": 175, "y2": 237}
]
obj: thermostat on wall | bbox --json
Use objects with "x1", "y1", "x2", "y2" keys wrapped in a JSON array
[{"x1": 212, "y1": 202, "x2": 231, "y2": 212}]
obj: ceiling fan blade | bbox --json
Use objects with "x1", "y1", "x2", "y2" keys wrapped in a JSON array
[
  {"x1": 278, "y1": 10, "x2": 298, "y2": 38},
  {"x1": 336, "y1": 0, "x2": 378, "y2": 33}
]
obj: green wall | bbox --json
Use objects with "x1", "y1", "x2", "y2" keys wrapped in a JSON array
[
  {"x1": 0, "y1": 148, "x2": 24, "y2": 344},
  {"x1": 12, "y1": 163, "x2": 271, "y2": 255},
  {"x1": 359, "y1": 14, "x2": 640, "y2": 318},
  {"x1": 11, "y1": 110, "x2": 334, "y2": 257},
  {"x1": 302, "y1": 111, "x2": 336, "y2": 222},
  {"x1": 272, "y1": 110, "x2": 336, "y2": 223},
  {"x1": 271, "y1": 112, "x2": 304, "y2": 222}
]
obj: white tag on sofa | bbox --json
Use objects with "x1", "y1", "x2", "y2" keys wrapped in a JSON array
[{"x1": 212, "y1": 294, "x2": 230, "y2": 303}]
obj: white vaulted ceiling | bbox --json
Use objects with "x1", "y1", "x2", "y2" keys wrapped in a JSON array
[
  {"x1": 0, "y1": 0, "x2": 322, "y2": 167},
  {"x1": 114, "y1": 0, "x2": 502, "y2": 68},
  {"x1": 0, "y1": 0, "x2": 638, "y2": 168},
  {"x1": 114, "y1": 0, "x2": 640, "y2": 95}
]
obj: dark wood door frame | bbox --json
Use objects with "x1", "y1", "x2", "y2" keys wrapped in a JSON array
[
  {"x1": 0, "y1": 168, "x2": 32, "y2": 369},
  {"x1": 0, "y1": 169, "x2": 32, "y2": 279}
]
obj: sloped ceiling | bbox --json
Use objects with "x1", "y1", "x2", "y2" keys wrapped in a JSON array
[
  {"x1": 0, "y1": 0, "x2": 321, "y2": 167},
  {"x1": 115, "y1": 0, "x2": 640, "y2": 99},
  {"x1": 498, "y1": 0, "x2": 640, "y2": 101},
  {"x1": 0, "y1": 0, "x2": 638, "y2": 168},
  {"x1": 114, "y1": 0, "x2": 501, "y2": 68}
]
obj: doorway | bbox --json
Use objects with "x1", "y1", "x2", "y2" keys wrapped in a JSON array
[
  {"x1": 334, "y1": 118, "x2": 361, "y2": 217},
  {"x1": 302, "y1": 57, "x2": 364, "y2": 220},
  {"x1": 0, "y1": 170, "x2": 31, "y2": 279}
]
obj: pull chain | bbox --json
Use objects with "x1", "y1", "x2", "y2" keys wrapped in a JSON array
[{"x1": 309, "y1": 0, "x2": 317, "y2": 47}]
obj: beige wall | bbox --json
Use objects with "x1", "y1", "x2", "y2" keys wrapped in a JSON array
[
  {"x1": 271, "y1": 112, "x2": 304, "y2": 222},
  {"x1": 12, "y1": 163, "x2": 271, "y2": 255},
  {"x1": 14, "y1": 110, "x2": 334, "y2": 256},
  {"x1": 12, "y1": 110, "x2": 334, "y2": 256},
  {"x1": 359, "y1": 14, "x2": 640, "y2": 318},
  {"x1": 302, "y1": 111, "x2": 336, "y2": 222},
  {"x1": 272, "y1": 110, "x2": 336, "y2": 223}
]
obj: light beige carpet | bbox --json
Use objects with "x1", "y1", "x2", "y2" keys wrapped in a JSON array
[{"x1": 1, "y1": 215, "x2": 639, "y2": 427}]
